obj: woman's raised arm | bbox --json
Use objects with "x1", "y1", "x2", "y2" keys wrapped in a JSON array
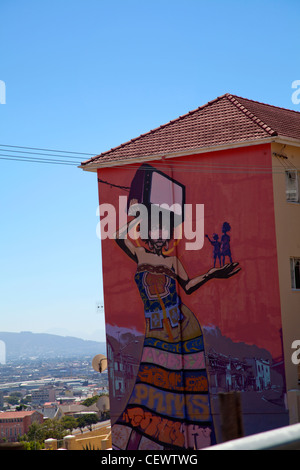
[{"x1": 114, "y1": 221, "x2": 141, "y2": 263}]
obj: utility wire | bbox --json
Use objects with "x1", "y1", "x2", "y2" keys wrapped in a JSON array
[
  {"x1": 0, "y1": 154, "x2": 278, "y2": 172},
  {"x1": 0, "y1": 143, "x2": 91, "y2": 166},
  {"x1": 0, "y1": 143, "x2": 88, "y2": 166},
  {"x1": 0, "y1": 155, "x2": 79, "y2": 166},
  {"x1": 1, "y1": 148, "x2": 84, "y2": 160},
  {"x1": 0, "y1": 143, "x2": 96, "y2": 156},
  {"x1": 0, "y1": 143, "x2": 299, "y2": 172},
  {"x1": 94, "y1": 162, "x2": 299, "y2": 174},
  {"x1": 1, "y1": 155, "x2": 298, "y2": 172}
]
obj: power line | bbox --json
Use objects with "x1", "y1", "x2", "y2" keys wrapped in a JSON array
[
  {"x1": 95, "y1": 162, "x2": 298, "y2": 175},
  {"x1": 1, "y1": 155, "x2": 298, "y2": 172},
  {"x1": 0, "y1": 148, "x2": 84, "y2": 160},
  {"x1": 0, "y1": 143, "x2": 93, "y2": 166},
  {"x1": 0, "y1": 154, "x2": 79, "y2": 166},
  {"x1": 0, "y1": 143, "x2": 96, "y2": 156},
  {"x1": 0, "y1": 143, "x2": 299, "y2": 173}
]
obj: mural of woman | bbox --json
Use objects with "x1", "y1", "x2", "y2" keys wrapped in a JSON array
[{"x1": 111, "y1": 168, "x2": 240, "y2": 451}]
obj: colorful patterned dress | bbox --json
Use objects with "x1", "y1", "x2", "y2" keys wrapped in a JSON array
[{"x1": 112, "y1": 263, "x2": 216, "y2": 450}]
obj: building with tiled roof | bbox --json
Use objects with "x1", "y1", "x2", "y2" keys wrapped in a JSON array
[
  {"x1": 0, "y1": 410, "x2": 43, "y2": 442},
  {"x1": 80, "y1": 94, "x2": 300, "y2": 450},
  {"x1": 80, "y1": 93, "x2": 300, "y2": 169}
]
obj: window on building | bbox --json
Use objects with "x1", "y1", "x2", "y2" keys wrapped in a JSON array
[
  {"x1": 290, "y1": 257, "x2": 300, "y2": 289},
  {"x1": 285, "y1": 170, "x2": 300, "y2": 202}
]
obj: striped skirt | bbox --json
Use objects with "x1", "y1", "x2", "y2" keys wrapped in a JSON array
[{"x1": 112, "y1": 332, "x2": 216, "y2": 450}]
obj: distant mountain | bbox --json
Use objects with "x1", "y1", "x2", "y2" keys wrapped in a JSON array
[{"x1": 0, "y1": 331, "x2": 106, "y2": 360}]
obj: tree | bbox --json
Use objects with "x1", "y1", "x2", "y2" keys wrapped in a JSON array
[
  {"x1": 21, "y1": 422, "x2": 45, "y2": 450},
  {"x1": 77, "y1": 414, "x2": 98, "y2": 432},
  {"x1": 16, "y1": 404, "x2": 27, "y2": 411},
  {"x1": 61, "y1": 416, "x2": 77, "y2": 433},
  {"x1": 77, "y1": 415, "x2": 87, "y2": 433},
  {"x1": 24, "y1": 419, "x2": 67, "y2": 449},
  {"x1": 81, "y1": 395, "x2": 99, "y2": 407},
  {"x1": 26, "y1": 422, "x2": 45, "y2": 444},
  {"x1": 84, "y1": 414, "x2": 98, "y2": 431},
  {"x1": 42, "y1": 419, "x2": 65, "y2": 441},
  {"x1": 7, "y1": 392, "x2": 22, "y2": 406}
]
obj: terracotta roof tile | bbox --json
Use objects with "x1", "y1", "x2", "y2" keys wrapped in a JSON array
[
  {"x1": 229, "y1": 95, "x2": 300, "y2": 140},
  {"x1": 81, "y1": 93, "x2": 300, "y2": 168},
  {"x1": 0, "y1": 411, "x2": 37, "y2": 418}
]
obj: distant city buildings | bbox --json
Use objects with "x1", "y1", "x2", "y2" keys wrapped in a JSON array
[
  {"x1": 0, "y1": 354, "x2": 112, "y2": 449},
  {"x1": 31, "y1": 386, "x2": 56, "y2": 406},
  {"x1": 0, "y1": 355, "x2": 110, "y2": 443}
]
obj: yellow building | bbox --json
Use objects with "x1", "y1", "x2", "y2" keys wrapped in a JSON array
[{"x1": 272, "y1": 141, "x2": 300, "y2": 410}]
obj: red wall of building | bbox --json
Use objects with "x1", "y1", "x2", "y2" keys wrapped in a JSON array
[
  {"x1": 98, "y1": 143, "x2": 288, "y2": 450},
  {"x1": 0, "y1": 411, "x2": 43, "y2": 442}
]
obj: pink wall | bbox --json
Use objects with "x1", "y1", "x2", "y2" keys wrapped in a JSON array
[{"x1": 98, "y1": 143, "x2": 288, "y2": 449}]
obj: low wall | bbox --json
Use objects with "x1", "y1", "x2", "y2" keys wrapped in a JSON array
[{"x1": 45, "y1": 424, "x2": 112, "y2": 451}]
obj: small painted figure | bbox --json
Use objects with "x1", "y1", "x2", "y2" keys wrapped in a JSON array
[
  {"x1": 205, "y1": 233, "x2": 221, "y2": 267},
  {"x1": 221, "y1": 222, "x2": 232, "y2": 265}
]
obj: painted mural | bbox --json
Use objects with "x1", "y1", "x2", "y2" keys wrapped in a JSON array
[{"x1": 98, "y1": 145, "x2": 288, "y2": 450}]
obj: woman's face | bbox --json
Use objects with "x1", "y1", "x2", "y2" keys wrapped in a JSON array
[{"x1": 148, "y1": 226, "x2": 170, "y2": 252}]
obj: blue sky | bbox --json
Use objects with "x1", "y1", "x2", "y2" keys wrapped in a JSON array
[{"x1": 0, "y1": 0, "x2": 299, "y2": 341}]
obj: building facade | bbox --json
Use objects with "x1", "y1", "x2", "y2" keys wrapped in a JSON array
[
  {"x1": 31, "y1": 386, "x2": 56, "y2": 406},
  {"x1": 0, "y1": 411, "x2": 43, "y2": 442},
  {"x1": 81, "y1": 94, "x2": 300, "y2": 450}
]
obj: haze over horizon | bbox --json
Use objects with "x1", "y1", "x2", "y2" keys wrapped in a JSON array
[{"x1": 0, "y1": 327, "x2": 106, "y2": 343}]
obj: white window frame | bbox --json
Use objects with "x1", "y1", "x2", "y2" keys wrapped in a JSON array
[
  {"x1": 290, "y1": 257, "x2": 300, "y2": 290},
  {"x1": 285, "y1": 169, "x2": 300, "y2": 203}
]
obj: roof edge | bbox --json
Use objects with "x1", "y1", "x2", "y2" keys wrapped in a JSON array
[
  {"x1": 80, "y1": 94, "x2": 300, "y2": 171},
  {"x1": 79, "y1": 137, "x2": 276, "y2": 172},
  {"x1": 225, "y1": 94, "x2": 278, "y2": 137},
  {"x1": 81, "y1": 93, "x2": 230, "y2": 167}
]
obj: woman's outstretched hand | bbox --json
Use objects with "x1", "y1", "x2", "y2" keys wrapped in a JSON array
[{"x1": 207, "y1": 263, "x2": 241, "y2": 280}]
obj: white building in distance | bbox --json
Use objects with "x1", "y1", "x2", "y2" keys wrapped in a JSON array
[{"x1": 0, "y1": 341, "x2": 6, "y2": 365}]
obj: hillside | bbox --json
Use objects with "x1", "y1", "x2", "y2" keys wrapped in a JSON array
[{"x1": 0, "y1": 331, "x2": 106, "y2": 360}]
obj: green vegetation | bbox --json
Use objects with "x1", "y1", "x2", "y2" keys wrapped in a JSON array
[
  {"x1": 81, "y1": 395, "x2": 100, "y2": 407},
  {"x1": 19, "y1": 419, "x2": 66, "y2": 450},
  {"x1": 5, "y1": 392, "x2": 31, "y2": 409},
  {"x1": 77, "y1": 414, "x2": 98, "y2": 432},
  {"x1": 81, "y1": 392, "x2": 108, "y2": 407},
  {"x1": 19, "y1": 414, "x2": 103, "y2": 450}
]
